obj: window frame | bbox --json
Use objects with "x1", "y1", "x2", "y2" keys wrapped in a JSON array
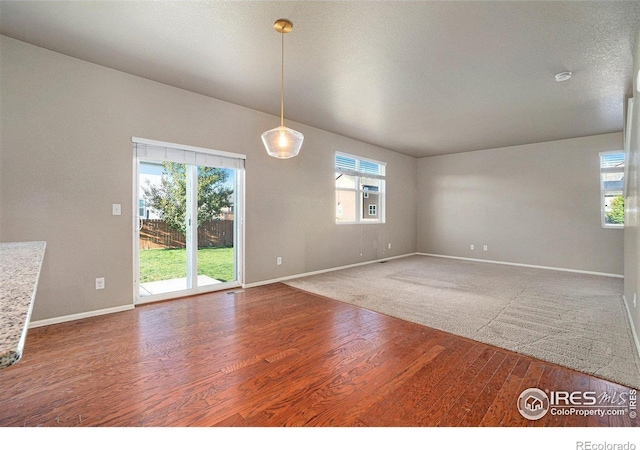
[
  {"x1": 335, "y1": 152, "x2": 386, "y2": 225},
  {"x1": 599, "y1": 150, "x2": 625, "y2": 229}
]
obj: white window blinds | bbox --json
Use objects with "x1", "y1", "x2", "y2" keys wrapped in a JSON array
[
  {"x1": 335, "y1": 153, "x2": 386, "y2": 179},
  {"x1": 133, "y1": 137, "x2": 245, "y2": 170},
  {"x1": 600, "y1": 152, "x2": 624, "y2": 170}
]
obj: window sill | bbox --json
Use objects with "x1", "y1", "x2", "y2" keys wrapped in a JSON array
[{"x1": 336, "y1": 221, "x2": 385, "y2": 225}]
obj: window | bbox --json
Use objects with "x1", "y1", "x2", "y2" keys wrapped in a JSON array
[
  {"x1": 139, "y1": 199, "x2": 146, "y2": 218},
  {"x1": 335, "y1": 152, "x2": 385, "y2": 224},
  {"x1": 599, "y1": 151, "x2": 625, "y2": 228}
]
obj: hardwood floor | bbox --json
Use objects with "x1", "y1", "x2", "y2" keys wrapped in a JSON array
[{"x1": 0, "y1": 283, "x2": 636, "y2": 427}]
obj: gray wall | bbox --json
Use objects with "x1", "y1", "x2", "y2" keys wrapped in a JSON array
[
  {"x1": 0, "y1": 36, "x2": 417, "y2": 321},
  {"x1": 417, "y1": 133, "x2": 625, "y2": 275},
  {"x1": 1, "y1": 33, "x2": 632, "y2": 327},
  {"x1": 623, "y1": 27, "x2": 640, "y2": 345}
]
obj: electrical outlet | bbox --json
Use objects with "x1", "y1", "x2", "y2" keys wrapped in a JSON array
[
  {"x1": 95, "y1": 277, "x2": 105, "y2": 290},
  {"x1": 388, "y1": 243, "x2": 391, "y2": 249},
  {"x1": 277, "y1": 257, "x2": 282, "y2": 266},
  {"x1": 470, "y1": 244, "x2": 474, "y2": 250},
  {"x1": 483, "y1": 245, "x2": 488, "y2": 251}
]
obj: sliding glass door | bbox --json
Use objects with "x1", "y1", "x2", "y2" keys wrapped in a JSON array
[
  {"x1": 137, "y1": 160, "x2": 190, "y2": 296},
  {"x1": 134, "y1": 139, "x2": 244, "y2": 304}
]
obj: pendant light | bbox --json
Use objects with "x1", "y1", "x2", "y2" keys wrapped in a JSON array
[{"x1": 261, "y1": 19, "x2": 304, "y2": 159}]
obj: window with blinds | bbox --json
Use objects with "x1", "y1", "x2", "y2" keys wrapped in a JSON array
[
  {"x1": 599, "y1": 151, "x2": 625, "y2": 228},
  {"x1": 335, "y1": 152, "x2": 386, "y2": 224}
]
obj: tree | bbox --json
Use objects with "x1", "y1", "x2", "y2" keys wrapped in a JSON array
[
  {"x1": 605, "y1": 195, "x2": 624, "y2": 225},
  {"x1": 142, "y1": 162, "x2": 233, "y2": 234}
]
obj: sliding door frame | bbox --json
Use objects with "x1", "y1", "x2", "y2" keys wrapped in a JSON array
[{"x1": 132, "y1": 137, "x2": 246, "y2": 305}]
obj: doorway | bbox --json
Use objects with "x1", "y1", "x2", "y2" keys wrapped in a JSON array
[{"x1": 133, "y1": 138, "x2": 245, "y2": 304}]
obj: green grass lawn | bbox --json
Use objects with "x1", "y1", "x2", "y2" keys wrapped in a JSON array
[{"x1": 140, "y1": 246, "x2": 235, "y2": 283}]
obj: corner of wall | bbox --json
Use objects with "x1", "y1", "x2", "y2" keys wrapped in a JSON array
[{"x1": 622, "y1": 25, "x2": 640, "y2": 358}]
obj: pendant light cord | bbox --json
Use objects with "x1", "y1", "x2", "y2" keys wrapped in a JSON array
[{"x1": 280, "y1": 31, "x2": 285, "y2": 127}]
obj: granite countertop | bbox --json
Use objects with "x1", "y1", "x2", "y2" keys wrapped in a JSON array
[{"x1": 0, "y1": 241, "x2": 46, "y2": 369}]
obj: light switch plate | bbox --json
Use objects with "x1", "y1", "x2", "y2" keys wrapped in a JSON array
[{"x1": 112, "y1": 204, "x2": 121, "y2": 216}]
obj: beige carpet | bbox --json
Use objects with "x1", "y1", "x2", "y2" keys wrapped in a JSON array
[{"x1": 285, "y1": 255, "x2": 640, "y2": 389}]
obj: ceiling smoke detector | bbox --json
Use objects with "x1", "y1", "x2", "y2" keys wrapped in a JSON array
[{"x1": 555, "y1": 71, "x2": 572, "y2": 82}]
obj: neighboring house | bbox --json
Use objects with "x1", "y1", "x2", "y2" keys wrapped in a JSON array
[
  {"x1": 138, "y1": 161, "x2": 163, "y2": 220},
  {"x1": 335, "y1": 174, "x2": 380, "y2": 222},
  {"x1": 362, "y1": 185, "x2": 379, "y2": 220},
  {"x1": 218, "y1": 206, "x2": 234, "y2": 221},
  {"x1": 603, "y1": 178, "x2": 624, "y2": 190}
]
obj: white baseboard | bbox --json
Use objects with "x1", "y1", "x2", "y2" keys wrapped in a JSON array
[
  {"x1": 417, "y1": 253, "x2": 624, "y2": 279},
  {"x1": 30, "y1": 252, "x2": 624, "y2": 328},
  {"x1": 622, "y1": 295, "x2": 640, "y2": 360},
  {"x1": 29, "y1": 304, "x2": 135, "y2": 328},
  {"x1": 242, "y1": 253, "x2": 418, "y2": 289}
]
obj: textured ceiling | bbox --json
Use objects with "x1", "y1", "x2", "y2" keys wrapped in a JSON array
[{"x1": 1, "y1": 1, "x2": 639, "y2": 157}]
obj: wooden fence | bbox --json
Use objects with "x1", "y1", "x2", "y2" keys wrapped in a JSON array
[{"x1": 140, "y1": 219, "x2": 234, "y2": 249}]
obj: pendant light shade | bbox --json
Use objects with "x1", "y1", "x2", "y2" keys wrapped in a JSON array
[
  {"x1": 261, "y1": 125, "x2": 304, "y2": 159},
  {"x1": 262, "y1": 19, "x2": 304, "y2": 159}
]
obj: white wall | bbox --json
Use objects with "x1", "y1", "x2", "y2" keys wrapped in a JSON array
[
  {"x1": 417, "y1": 133, "x2": 625, "y2": 275},
  {"x1": 0, "y1": 36, "x2": 417, "y2": 321},
  {"x1": 623, "y1": 27, "x2": 640, "y2": 348}
]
